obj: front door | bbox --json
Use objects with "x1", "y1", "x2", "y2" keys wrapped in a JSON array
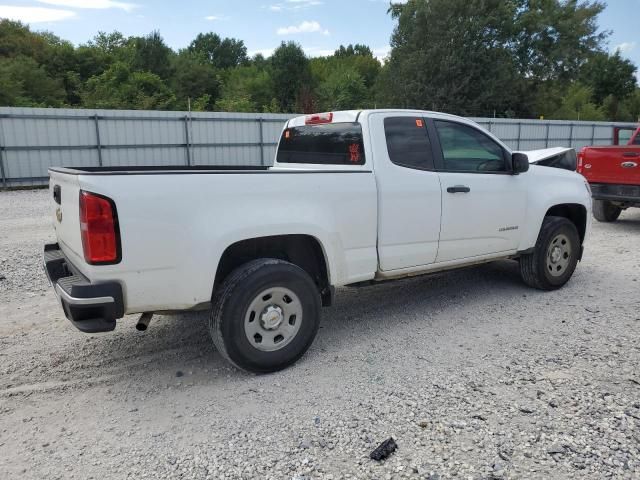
[{"x1": 430, "y1": 119, "x2": 527, "y2": 263}]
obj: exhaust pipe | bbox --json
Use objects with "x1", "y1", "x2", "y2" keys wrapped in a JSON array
[{"x1": 136, "y1": 312, "x2": 153, "y2": 332}]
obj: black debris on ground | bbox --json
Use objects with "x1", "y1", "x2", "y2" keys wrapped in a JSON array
[{"x1": 370, "y1": 437, "x2": 397, "y2": 461}]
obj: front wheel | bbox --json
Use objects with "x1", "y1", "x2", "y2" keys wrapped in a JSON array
[
  {"x1": 593, "y1": 199, "x2": 621, "y2": 223},
  {"x1": 209, "y1": 259, "x2": 321, "y2": 373},
  {"x1": 519, "y1": 216, "x2": 580, "y2": 291}
]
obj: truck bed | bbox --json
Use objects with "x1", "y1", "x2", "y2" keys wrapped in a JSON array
[
  {"x1": 50, "y1": 165, "x2": 271, "y2": 175},
  {"x1": 48, "y1": 165, "x2": 378, "y2": 314}
]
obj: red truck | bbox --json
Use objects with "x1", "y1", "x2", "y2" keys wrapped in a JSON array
[{"x1": 577, "y1": 126, "x2": 640, "y2": 222}]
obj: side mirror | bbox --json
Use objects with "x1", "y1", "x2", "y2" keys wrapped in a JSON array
[{"x1": 512, "y1": 153, "x2": 530, "y2": 174}]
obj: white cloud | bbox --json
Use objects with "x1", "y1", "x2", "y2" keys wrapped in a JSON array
[
  {"x1": 0, "y1": 5, "x2": 75, "y2": 23},
  {"x1": 249, "y1": 48, "x2": 276, "y2": 58},
  {"x1": 37, "y1": 0, "x2": 137, "y2": 12},
  {"x1": 268, "y1": 0, "x2": 322, "y2": 12},
  {"x1": 372, "y1": 46, "x2": 391, "y2": 62},
  {"x1": 303, "y1": 46, "x2": 334, "y2": 57},
  {"x1": 204, "y1": 15, "x2": 227, "y2": 21},
  {"x1": 286, "y1": 0, "x2": 322, "y2": 5},
  {"x1": 277, "y1": 20, "x2": 329, "y2": 35},
  {"x1": 614, "y1": 42, "x2": 636, "y2": 54}
]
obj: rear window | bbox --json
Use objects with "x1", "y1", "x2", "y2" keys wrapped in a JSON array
[{"x1": 277, "y1": 122, "x2": 365, "y2": 165}]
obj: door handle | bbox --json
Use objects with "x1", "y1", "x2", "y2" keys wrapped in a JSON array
[
  {"x1": 447, "y1": 185, "x2": 471, "y2": 193},
  {"x1": 622, "y1": 152, "x2": 639, "y2": 158}
]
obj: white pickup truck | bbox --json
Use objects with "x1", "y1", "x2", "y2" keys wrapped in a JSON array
[{"x1": 44, "y1": 110, "x2": 592, "y2": 373}]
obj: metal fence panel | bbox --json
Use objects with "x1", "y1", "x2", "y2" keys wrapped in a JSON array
[
  {"x1": 191, "y1": 145, "x2": 263, "y2": 166},
  {"x1": 0, "y1": 107, "x2": 636, "y2": 188}
]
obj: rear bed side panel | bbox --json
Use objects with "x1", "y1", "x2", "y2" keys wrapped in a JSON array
[{"x1": 76, "y1": 171, "x2": 378, "y2": 314}]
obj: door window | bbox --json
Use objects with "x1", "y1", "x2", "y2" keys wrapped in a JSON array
[
  {"x1": 384, "y1": 117, "x2": 434, "y2": 170},
  {"x1": 435, "y1": 120, "x2": 507, "y2": 173},
  {"x1": 617, "y1": 128, "x2": 635, "y2": 145}
]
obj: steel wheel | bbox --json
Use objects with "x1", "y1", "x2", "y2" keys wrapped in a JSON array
[
  {"x1": 244, "y1": 287, "x2": 303, "y2": 352},
  {"x1": 546, "y1": 233, "x2": 572, "y2": 277}
]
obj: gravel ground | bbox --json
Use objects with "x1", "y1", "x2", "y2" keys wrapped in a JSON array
[{"x1": 1, "y1": 188, "x2": 639, "y2": 480}]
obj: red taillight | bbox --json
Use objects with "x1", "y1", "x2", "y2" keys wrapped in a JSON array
[
  {"x1": 576, "y1": 150, "x2": 584, "y2": 173},
  {"x1": 305, "y1": 112, "x2": 333, "y2": 125},
  {"x1": 79, "y1": 191, "x2": 120, "y2": 265}
]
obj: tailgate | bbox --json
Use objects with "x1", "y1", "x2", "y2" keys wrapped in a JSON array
[
  {"x1": 49, "y1": 170, "x2": 85, "y2": 267},
  {"x1": 580, "y1": 146, "x2": 640, "y2": 185}
]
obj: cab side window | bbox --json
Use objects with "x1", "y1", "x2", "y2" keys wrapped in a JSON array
[
  {"x1": 434, "y1": 120, "x2": 507, "y2": 173},
  {"x1": 384, "y1": 117, "x2": 434, "y2": 170}
]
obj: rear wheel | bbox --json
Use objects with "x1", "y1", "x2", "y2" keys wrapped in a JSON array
[
  {"x1": 209, "y1": 259, "x2": 321, "y2": 373},
  {"x1": 519, "y1": 216, "x2": 580, "y2": 291},
  {"x1": 593, "y1": 199, "x2": 621, "y2": 223}
]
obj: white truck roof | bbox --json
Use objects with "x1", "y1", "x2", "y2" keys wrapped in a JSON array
[{"x1": 286, "y1": 109, "x2": 470, "y2": 128}]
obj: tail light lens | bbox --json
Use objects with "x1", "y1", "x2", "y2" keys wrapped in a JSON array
[
  {"x1": 576, "y1": 150, "x2": 584, "y2": 173},
  {"x1": 305, "y1": 112, "x2": 333, "y2": 125},
  {"x1": 79, "y1": 191, "x2": 121, "y2": 265}
]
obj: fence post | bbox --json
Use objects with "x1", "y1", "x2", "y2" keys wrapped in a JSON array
[
  {"x1": 545, "y1": 123, "x2": 550, "y2": 148},
  {"x1": 487, "y1": 120, "x2": 493, "y2": 133},
  {"x1": 568, "y1": 123, "x2": 574, "y2": 148},
  {"x1": 259, "y1": 117, "x2": 265, "y2": 165},
  {"x1": 0, "y1": 145, "x2": 6, "y2": 189},
  {"x1": 183, "y1": 116, "x2": 191, "y2": 166},
  {"x1": 93, "y1": 115, "x2": 103, "y2": 167},
  {"x1": 516, "y1": 122, "x2": 522, "y2": 150},
  {"x1": 591, "y1": 124, "x2": 596, "y2": 144}
]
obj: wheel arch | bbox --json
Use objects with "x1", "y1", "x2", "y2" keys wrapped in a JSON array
[
  {"x1": 544, "y1": 203, "x2": 588, "y2": 244},
  {"x1": 213, "y1": 234, "x2": 333, "y2": 306}
]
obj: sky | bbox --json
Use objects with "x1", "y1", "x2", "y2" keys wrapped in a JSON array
[{"x1": 0, "y1": 0, "x2": 638, "y2": 76}]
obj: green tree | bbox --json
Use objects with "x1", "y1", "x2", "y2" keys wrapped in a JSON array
[
  {"x1": 513, "y1": 0, "x2": 607, "y2": 82},
  {"x1": 82, "y1": 62, "x2": 175, "y2": 109},
  {"x1": 130, "y1": 30, "x2": 174, "y2": 79},
  {"x1": 331, "y1": 44, "x2": 380, "y2": 87},
  {"x1": 382, "y1": 0, "x2": 523, "y2": 115},
  {"x1": 88, "y1": 31, "x2": 127, "y2": 55},
  {"x1": 579, "y1": 51, "x2": 637, "y2": 104},
  {"x1": 170, "y1": 51, "x2": 221, "y2": 110},
  {"x1": 334, "y1": 44, "x2": 373, "y2": 58},
  {"x1": 0, "y1": 20, "x2": 48, "y2": 61},
  {"x1": 214, "y1": 94, "x2": 255, "y2": 112},
  {"x1": 316, "y1": 66, "x2": 369, "y2": 111},
  {"x1": 624, "y1": 89, "x2": 640, "y2": 122},
  {"x1": 188, "y1": 33, "x2": 248, "y2": 69},
  {"x1": 0, "y1": 56, "x2": 65, "y2": 106},
  {"x1": 548, "y1": 83, "x2": 605, "y2": 121},
  {"x1": 270, "y1": 42, "x2": 311, "y2": 113},
  {"x1": 215, "y1": 64, "x2": 276, "y2": 112}
]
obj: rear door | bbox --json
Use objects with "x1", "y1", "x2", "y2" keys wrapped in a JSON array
[
  {"x1": 370, "y1": 113, "x2": 442, "y2": 271},
  {"x1": 429, "y1": 118, "x2": 527, "y2": 263},
  {"x1": 581, "y1": 146, "x2": 640, "y2": 186}
]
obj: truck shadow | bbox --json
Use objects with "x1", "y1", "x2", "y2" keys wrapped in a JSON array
[
  {"x1": 49, "y1": 259, "x2": 530, "y2": 387},
  {"x1": 610, "y1": 211, "x2": 640, "y2": 228}
]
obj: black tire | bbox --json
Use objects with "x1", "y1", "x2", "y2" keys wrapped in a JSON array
[
  {"x1": 593, "y1": 199, "x2": 621, "y2": 223},
  {"x1": 209, "y1": 258, "x2": 321, "y2": 374},
  {"x1": 519, "y1": 216, "x2": 580, "y2": 291}
]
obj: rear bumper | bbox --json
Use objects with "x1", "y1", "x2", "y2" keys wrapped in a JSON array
[
  {"x1": 590, "y1": 183, "x2": 640, "y2": 204},
  {"x1": 43, "y1": 243, "x2": 124, "y2": 333}
]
